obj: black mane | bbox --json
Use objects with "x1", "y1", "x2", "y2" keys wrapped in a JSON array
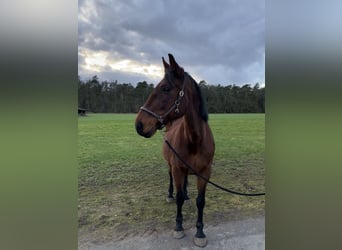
[{"x1": 187, "y1": 73, "x2": 208, "y2": 122}]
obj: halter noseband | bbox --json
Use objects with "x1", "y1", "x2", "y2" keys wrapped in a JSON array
[{"x1": 139, "y1": 73, "x2": 186, "y2": 129}]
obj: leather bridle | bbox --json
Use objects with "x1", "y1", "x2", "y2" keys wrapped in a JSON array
[{"x1": 139, "y1": 73, "x2": 186, "y2": 129}]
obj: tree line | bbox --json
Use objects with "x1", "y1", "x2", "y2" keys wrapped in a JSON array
[{"x1": 78, "y1": 75, "x2": 265, "y2": 113}]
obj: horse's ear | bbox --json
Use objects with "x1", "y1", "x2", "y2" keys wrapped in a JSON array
[
  {"x1": 162, "y1": 57, "x2": 170, "y2": 70},
  {"x1": 168, "y1": 53, "x2": 184, "y2": 78}
]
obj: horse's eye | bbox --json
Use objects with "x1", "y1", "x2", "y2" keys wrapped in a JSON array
[{"x1": 162, "y1": 86, "x2": 171, "y2": 93}]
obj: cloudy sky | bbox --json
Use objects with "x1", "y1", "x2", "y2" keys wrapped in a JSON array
[{"x1": 78, "y1": 0, "x2": 264, "y2": 86}]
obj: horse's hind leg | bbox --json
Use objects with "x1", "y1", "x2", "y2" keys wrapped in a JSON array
[
  {"x1": 166, "y1": 170, "x2": 174, "y2": 202},
  {"x1": 183, "y1": 175, "x2": 190, "y2": 201},
  {"x1": 194, "y1": 175, "x2": 209, "y2": 247},
  {"x1": 168, "y1": 170, "x2": 189, "y2": 203}
]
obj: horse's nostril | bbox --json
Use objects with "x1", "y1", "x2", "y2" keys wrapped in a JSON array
[{"x1": 136, "y1": 121, "x2": 144, "y2": 135}]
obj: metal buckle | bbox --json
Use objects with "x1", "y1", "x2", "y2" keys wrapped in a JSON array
[{"x1": 175, "y1": 100, "x2": 180, "y2": 113}]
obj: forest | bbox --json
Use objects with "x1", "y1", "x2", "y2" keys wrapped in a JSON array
[{"x1": 78, "y1": 75, "x2": 265, "y2": 113}]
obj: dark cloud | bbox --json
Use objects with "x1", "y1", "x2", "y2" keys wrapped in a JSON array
[{"x1": 79, "y1": 0, "x2": 264, "y2": 85}]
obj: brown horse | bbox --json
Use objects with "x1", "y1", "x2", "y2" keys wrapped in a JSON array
[{"x1": 135, "y1": 54, "x2": 215, "y2": 247}]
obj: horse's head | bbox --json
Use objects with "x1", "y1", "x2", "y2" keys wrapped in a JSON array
[{"x1": 135, "y1": 54, "x2": 188, "y2": 138}]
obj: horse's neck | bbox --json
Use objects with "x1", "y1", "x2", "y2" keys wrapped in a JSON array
[{"x1": 183, "y1": 102, "x2": 203, "y2": 146}]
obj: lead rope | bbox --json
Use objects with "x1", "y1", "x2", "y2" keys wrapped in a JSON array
[{"x1": 163, "y1": 137, "x2": 265, "y2": 197}]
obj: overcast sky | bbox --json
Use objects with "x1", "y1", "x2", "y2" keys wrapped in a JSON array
[{"x1": 78, "y1": 0, "x2": 264, "y2": 86}]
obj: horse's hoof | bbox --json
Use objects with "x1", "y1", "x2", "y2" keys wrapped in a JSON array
[
  {"x1": 166, "y1": 197, "x2": 174, "y2": 203},
  {"x1": 194, "y1": 237, "x2": 207, "y2": 248},
  {"x1": 173, "y1": 230, "x2": 185, "y2": 239}
]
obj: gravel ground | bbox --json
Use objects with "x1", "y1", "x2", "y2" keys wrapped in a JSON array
[{"x1": 79, "y1": 216, "x2": 264, "y2": 250}]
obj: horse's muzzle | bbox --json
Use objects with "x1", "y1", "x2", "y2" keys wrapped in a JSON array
[{"x1": 135, "y1": 121, "x2": 154, "y2": 138}]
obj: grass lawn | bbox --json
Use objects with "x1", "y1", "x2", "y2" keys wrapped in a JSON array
[{"x1": 78, "y1": 113, "x2": 265, "y2": 242}]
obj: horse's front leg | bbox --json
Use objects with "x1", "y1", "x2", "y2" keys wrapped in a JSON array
[
  {"x1": 194, "y1": 177, "x2": 208, "y2": 247},
  {"x1": 172, "y1": 170, "x2": 185, "y2": 239}
]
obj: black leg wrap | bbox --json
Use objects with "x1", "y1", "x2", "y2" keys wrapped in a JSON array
[
  {"x1": 175, "y1": 217, "x2": 184, "y2": 231},
  {"x1": 195, "y1": 222, "x2": 206, "y2": 238},
  {"x1": 196, "y1": 193, "x2": 205, "y2": 208},
  {"x1": 195, "y1": 192, "x2": 206, "y2": 238},
  {"x1": 175, "y1": 191, "x2": 184, "y2": 231}
]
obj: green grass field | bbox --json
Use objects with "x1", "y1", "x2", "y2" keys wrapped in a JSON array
[{"x1": 78, "y1": 113, "x2": 265, "y2": 241}]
